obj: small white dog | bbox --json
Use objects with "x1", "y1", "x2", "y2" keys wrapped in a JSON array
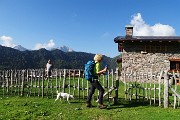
[{"x1": 55, "y1": 90, "x2": 74, "y2": 104}]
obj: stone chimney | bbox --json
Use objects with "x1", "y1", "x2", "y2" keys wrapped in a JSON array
[{"x1": 125, "y1": 25, "x2": 133, "y2": 38}]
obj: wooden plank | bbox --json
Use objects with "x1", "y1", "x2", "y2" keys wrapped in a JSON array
[{"x1": 164, "y1": 70, "x2": 169, "y2": 108}]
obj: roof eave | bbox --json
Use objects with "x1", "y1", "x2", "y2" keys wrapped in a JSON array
[{"x1": 114, "y1": 36, "x2": 180, "y2": 43}]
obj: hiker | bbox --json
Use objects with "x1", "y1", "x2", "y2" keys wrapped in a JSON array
[
  {"x1": 45, "y1": 59, "x2": 52, "y2": 78},
  {"x1": 86, "y1": 54, "x2": 108, "y2": 109}
]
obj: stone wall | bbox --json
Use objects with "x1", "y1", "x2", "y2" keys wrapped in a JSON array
[{"x1": 121, "y1": 42, "x2": 180, "y2": 82}]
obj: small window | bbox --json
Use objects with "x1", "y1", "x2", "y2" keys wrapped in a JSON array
[
  {"x1": 170, "y1": 59, "x2": 180, "y2": 71},
  {"x1": 170, "y1": 62, "x2": 177, "y2": 70}
]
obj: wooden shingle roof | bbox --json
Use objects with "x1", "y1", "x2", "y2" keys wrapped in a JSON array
[{"x1": 114, "y1": 36, "x2": 180, "y2": 43}]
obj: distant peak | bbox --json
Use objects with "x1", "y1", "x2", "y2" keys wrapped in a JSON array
[
  {"x1": 13, "y1": 45, "x2": 28, "y2": 51},
  {"x1": 57, "y1": 45, "x2": 74, "y2": 52}
]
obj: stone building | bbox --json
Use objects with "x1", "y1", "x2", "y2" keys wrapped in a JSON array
[{"x1": 114, "y1": 25, "x2": 180, "y2": 82}]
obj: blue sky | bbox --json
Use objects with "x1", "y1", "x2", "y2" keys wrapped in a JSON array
[{"x1": 0, "y1": 0, "x2": 180, "y2": 58}]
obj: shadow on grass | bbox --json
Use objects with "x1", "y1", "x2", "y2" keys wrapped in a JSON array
[
  {"x1": 104, "y1": 98, "x2": 160, "y2": 110},
  {"x1": 56, "y1": 97, "x2": 160, "y2": 110}
]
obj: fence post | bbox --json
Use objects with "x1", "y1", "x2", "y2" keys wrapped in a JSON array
[
  {"x1": 2, "y1": 71, "x2": 5, "y2": 97},
  {"x1": 164, "y1": 70, "x2": 169, "y2": 108},
  {"x1": 42, "y1": 69, "x2": 44, "y2": 98},
  {"x1": 158, "y1": 71, "x2": 163, "y2": 107},
  {"x1": 10, "y1": 70, "x2": 13, "y2": 96},
  {"x1": 63, "y1": 69, "x2": 66, "y2": 93},
  {"x1": 114, "y1": 67, "x2": 120, "y2": 104},
  {"x1": 78, "y1": 70, "x2": 80, "y2": 99},
  {"x1": 21, "y1": 70, "x2": 25, "y2": 96}
]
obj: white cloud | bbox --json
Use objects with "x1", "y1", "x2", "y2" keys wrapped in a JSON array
[
  {"x1": 0, "y1": 35, "x2": 16, "y2": 47},
  {"x1": 33, "y1": 39, "x2": 55, "y2": 50},
  {"x1": 130, "y1": 13, "x2": 176, "y2": 36}
]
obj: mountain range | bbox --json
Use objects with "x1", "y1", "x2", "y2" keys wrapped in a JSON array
[
  {"x1": 13, "y1": 45, "x2": 74, "y2": 52},
  {"x1": 0, "y1": 45, "x2": 120, "y2": 70}
]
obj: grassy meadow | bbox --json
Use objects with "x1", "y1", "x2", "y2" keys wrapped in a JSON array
[{"x1": 1, "y1": 81, "x2": 180, "y2": 120}]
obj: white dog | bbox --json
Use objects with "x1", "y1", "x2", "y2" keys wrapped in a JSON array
[{"x1": 55, "y1": 90, "x2": 74, "y2": 104}]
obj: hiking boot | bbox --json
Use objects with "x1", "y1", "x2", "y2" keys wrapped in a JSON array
[
  {"x1": 98, "y1": 104, "x2": 107, "y2": 109},
  {"x1": 86, "y1": 103, "x2": 92, "y2": 108}
]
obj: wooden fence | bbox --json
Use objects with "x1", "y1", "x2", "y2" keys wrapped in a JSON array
[
  {"x1": 164, "y1": 70, "x2": 180, "y2": 109},
  {"x1": 0, "y1": 68, "x2": 120, "y2": 104},
  {"x1": 1, "y1": 68, "x2": 180, "y2": 108},
  {"x1": 122, "y1": 69, "x2": 180, "y2": 109},
  {"x1": 122, "y1": 70, "x2": 163, "y2": 106}
]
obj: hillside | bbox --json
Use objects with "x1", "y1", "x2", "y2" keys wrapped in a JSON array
[{"x1": 0, "y1": 45, "x2": 119, "y2": 70}]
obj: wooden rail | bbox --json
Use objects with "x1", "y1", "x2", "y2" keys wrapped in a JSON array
[{"x1": 0, "y1": 68, "x2": 120, "y2": 104}]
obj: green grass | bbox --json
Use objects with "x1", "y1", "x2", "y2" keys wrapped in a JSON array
[
  {"x1": 1, "y1": 80, "x2": 180, "y2": 120},
  {"x1": 0, "y1": 95, "x2": 180, "y2": 119}
]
